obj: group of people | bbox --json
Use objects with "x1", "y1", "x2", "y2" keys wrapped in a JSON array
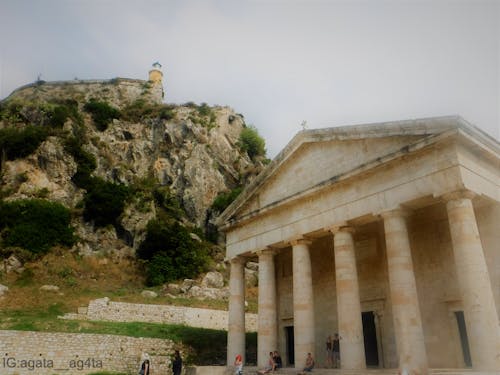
[
  {"x1": 260, "y1": 351, "x2": 314, "y2": 373},
  {"x1": 256, "y1": 350, "x2": 283, "y2": 374},
  {"x1": 139, "y1": 334, "x2": 338, "y2": 375},
  {"x1": 236, "y1": 333, "x2": 340, "y2": 375},
  {"x1": 325, "y1": 333, "x2": 341, "y2": 368},
  {"x1": 138, "y1": 350, "x2": 182, "y2": 375}
]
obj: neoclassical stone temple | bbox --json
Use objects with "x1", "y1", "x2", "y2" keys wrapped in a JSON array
[{"x1": 217, "y1": 116, "x2": 500, "y2": 374}]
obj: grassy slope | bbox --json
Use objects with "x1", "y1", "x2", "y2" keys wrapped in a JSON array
[{"x1": 0, "y1": 250, "x2": 258, "y2": 365}]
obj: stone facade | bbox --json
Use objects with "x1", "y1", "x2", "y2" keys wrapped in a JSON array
[
  {"x1": 71, "y1": 297, "x2": 258, "y2": 332},
  {"x1": 0, "y1": 330, "x2": 173, "y2": 374},
  {"x1": 218, "y1": 117, "x2": 500, "y2": 374}
]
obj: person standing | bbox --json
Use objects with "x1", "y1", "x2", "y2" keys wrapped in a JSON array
[
  {"x1": 139, "y1": 359, "x2": 150, "y2": 375},
  {"x1": 234, "y1": 354, "x2": 243, "y2": 375},
  {"x1": 172, "y1": 350, "x2": 182, "y2": 375},
  {"x1": 332, "y1": 333, "x2": 341, "y2": 368},
  {"x1": 325, "y1": 335, "x2": 333, "y2": 368}
]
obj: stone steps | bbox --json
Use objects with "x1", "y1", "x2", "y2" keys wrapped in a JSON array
[
  {"x1": 240, "y1": 367, "x2": 493, "y2": 375},
  {"x1": 242, "y1": 367, "x2": 397, "y2": 375}
]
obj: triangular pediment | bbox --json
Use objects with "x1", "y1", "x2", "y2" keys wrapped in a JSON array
[
  {"x1": 217, "y1": 116, "x2": 497, "y2": 227},
  {"x1": 238, "y1": 135, "x2": 424, "y2": 215}
]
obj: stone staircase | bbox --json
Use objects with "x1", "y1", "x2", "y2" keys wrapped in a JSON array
[{"x1": 240, "y1": 367, "x2": 497, "y2": 375}]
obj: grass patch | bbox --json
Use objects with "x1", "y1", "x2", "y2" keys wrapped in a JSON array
[{"x1": 0, "y1": 308, "x2": 257, "y2": 365}]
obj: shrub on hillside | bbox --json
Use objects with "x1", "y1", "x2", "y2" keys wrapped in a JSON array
[
  {"x1": 82, "y1": 178, "x2": 130, "y2": 227},
  {"x1": 152, "y1": 186, "x2": 184, "y2": 220},
  {"x1": 121, "y1": 100, "x2": 175, "y2": 122},
  {"x1": 64, "y1": 137, "x2": 129, "y2": 228},
  {"x1": 137, "y1": 219, "x2": 209, "y2": 286},
  {"x1": 49, "y1": 99, "x2": 82, "y2": 128},
  {"x1": 0, "y1": 199, "x2": 75, "y2": 255},
  {"x1": 211, "y1": 187, "x2": 242, "y2": 213},
  {"x1": 0, "y1": 126, "x2": 49, "y2": 160},
  {"x1": 64, "y1": 137, "x2": 97, "y2": 188},
  {"x1": 84, "y1": 99, "x2": 120, "y2": 131},
  {"x1": 238, "y1": 125, "x2": 266, "y2": 160}
]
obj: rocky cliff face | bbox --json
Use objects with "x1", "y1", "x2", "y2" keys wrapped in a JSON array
[{"x1": 0, "y1": 80, "x2": 263, "y2": 256}]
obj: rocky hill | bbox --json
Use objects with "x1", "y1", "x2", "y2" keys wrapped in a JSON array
[{"x1": 0, "y1": 77, "x2": 264, "y2": 265}]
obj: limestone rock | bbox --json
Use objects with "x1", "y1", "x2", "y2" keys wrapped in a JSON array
[
  {"x1": 180, "y1": 279, "x2": 195, "y2": 293},
  {"x1": 246, "y1": 261, "x2": 259, "y2": 271},
  {"x1": 0, "y1": 82, "x2": 264, "y2": 257},
  {"x1": 187, "y1": 286, "x2": 229, "y2": 300},
  {"x1": 40, "y1": 285, "x2": 60, "y2": 292},
  {"x1": 164, "y1": 283, "x2": 181, "y2": 295},
  {"x1": 245, "y1": 268, "x2": 258, "y2": 288},
  {"x1": 0, "y1": 284, "x2": 9, "y2": 296},
  {"x1": 141, "y1": 290, "x2": 158, "y2": 298},
  {"x1": 189, "y1": 233, "x2": 202, "y2": 243},
  {"x1": 201, "y1": 271, "x2": 224, "y2": 289},
  {"x1": 4, "y1": 255, "x2": 22, "y2": 273}
]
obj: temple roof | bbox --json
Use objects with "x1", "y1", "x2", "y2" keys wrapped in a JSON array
[{"x1": 216, "y1": 116, "x2": 499, "y2": 230}]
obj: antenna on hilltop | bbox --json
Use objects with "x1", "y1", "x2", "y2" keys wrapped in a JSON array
[{"x1": 301, "y1": 120, "x2": 308, "y2": 130}]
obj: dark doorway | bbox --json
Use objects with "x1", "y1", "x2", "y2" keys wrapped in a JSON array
[
  {"x1": 362, "y1": 311, "x2": 379, "y2": 367},
  {"x1": 454, "y1": 311, "x2": 472, "y2": 367},
  {"x1": 285, "y1": 326, "x2": 294, "y2": 365}
]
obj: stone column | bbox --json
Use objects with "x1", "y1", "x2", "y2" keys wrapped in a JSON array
[
  {"x1": 381, "y1": 208, "x2": 428, "y2": 374},
  {"x1": 227, "y1": 256, "x2": 246, "y2": 365},
  {"x1": 291, "y1": 238, "x2": 315, "y2": 369},
  {"x1": 330, "y1": 226, "x2": 366, "y2": 370},
  {"x1": 445, "y1": 191, "x2": 500, "y2": 371},
  {"x1": 257, "y1": 248, "x2": 278, "y2": 367}
]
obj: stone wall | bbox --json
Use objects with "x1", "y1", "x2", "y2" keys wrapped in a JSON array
[
  {"x1": 0, "y1": 330, "x2": 173, "y2": 375},
  {"x1": 4, "y1": 77, "x2": 163, "y2": 108},
  {"x1": 82, "y1": 298, "x2": 258, "y2": 332}
]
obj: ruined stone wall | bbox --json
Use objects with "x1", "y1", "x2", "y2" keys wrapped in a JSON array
[
  {"x1": 4, "y1": 77, "x2": 163, "y2": 108},
  {"x1": 0, "y1": 330, "x2": 173, "y2": 375},
  {"x1": 84, "y1": 298, "x2": 257, "y2": 332}
]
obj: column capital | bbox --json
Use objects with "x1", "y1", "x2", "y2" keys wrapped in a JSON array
[
  {"x1": 441, "y1": 189, "x2": 476, "y2": 202},
  {"x1": 228, "y1": 256, "x2": 246, "y2": 266},
  {"x1": 378, "y1": 206, "x2": 412, "y2": 220},
  {"x1": 289, "y1": 237, "x2": 312, "y2": 247},
  {"x1": 327, "y1": 222, "x2": 355, "y2": 235},
  {"x1": 256, "y1": 248, "x2": 278, "y2": 257}
]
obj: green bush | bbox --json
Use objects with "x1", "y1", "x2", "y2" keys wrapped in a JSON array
[
  {"x1": 84, "y1": 99, "x2": 120, "y2": 131},
  {"x1": 83, "y1": 178, "x2": 130, "y2": 227},
  {"x1": 152, "y1": 186, "x2": 184, "y2": 219},
  {"x1": 64, "y1": 137, "x2": 129, "y2": 228},
  {"x1": 121, "y1": 100, "x2": 175, "y2": 122},
  {"x1": 0, "y1": 199, "x2": 75, "y2": 255},
  {"x1": 137, "y1": 220, "x2": 209, "y2": 286},
  {"x1": 0, "y1": 101, "x2": 23, "y2": 123},
  {"x1": 238, "y1": 125, "x2": 266, "y2": 159},
  {"x1": 0, "y1": 126, "x2": 49, "y2": 160},
  {"x1": 211, "y1": 187, "x2": 242, "y2": 213},
  {"x1": 49, "y1": 99, "x2": 82, "y2": 128},
  {"x1": 197, "y1": 103, "x2": 211, "y2": 117},
  {"x1": 64, "y1": 137, "x2": 97, "y2": 188},
  {"x1": 0, "y1": 99, "x2": 82, "y2": 128}
]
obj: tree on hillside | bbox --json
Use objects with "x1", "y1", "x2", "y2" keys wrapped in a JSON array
[{"x1": 238, "y1": 125, "x2": 266, "y2": 160}]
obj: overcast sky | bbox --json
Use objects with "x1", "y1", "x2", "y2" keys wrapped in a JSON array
[{"x1": 1, "y1": 0, "x2": 499, "y2": 157}]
